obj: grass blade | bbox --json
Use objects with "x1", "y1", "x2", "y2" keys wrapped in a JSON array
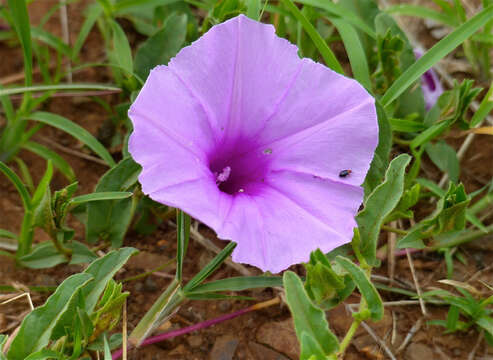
[
  {"x1": 381, "y1": 4, "x2": 493, "y2": 107},
  {"x1": 0, "y1": 83, "x2": 120, "y2": 97},
  {"x1": 27, "y1": 111, "x2": 115, "y2": 167},
  {"x1": 281, "y1": 0, "x2": 344, "y2": 74},
  {"x1": 385, "y1": 4, "x2": 458, "y2": 27},
  {"x1": 23, "y1": 141, "x2": 76, "y2": 182}
]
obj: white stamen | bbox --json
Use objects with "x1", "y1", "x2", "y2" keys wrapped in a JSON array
[
  {"x1": 238, "y1": 188, "x2": 244, "y2": 193},
  {"x1": 216, "y1": 166, "x2": 231, "y2": 183}
]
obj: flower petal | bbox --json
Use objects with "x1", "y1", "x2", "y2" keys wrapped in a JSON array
[
  {"x1": 168, "y1": 15, "x2": 303, "y2": 144},
  {"x1": 218, "y1": 171, "x2": 362, "y2": 273}
]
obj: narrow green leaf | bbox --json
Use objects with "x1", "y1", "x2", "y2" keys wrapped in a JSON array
[
  {"x1": 72, "y1": 3, "x2": 103, "y2": 59},
  {"x1": 70, "y1": 191, "x2": 132, "y2": 206},
  {"x1": 358, "y1": 154, "x2": 411, "y2": 264},
  {"x1": 470, "y1": 83, "x2": 493, "y2": 127},
  {"x1": 7, "y1": 0, "x2": 33, "y2": 87},
  {"x1": 7, "y1": 273, "x2": 93, "y2": 360},
  {"x1": 283, "y1": 271, "x2": 339, "y2": 357},
  {"x1": 0, "y1": 161, "x2": 31, "y2": 210},
  {"x1": 385, "y1": 4, "x2": 458, "y2": 27},
  {"x1": 23, "y1": 141, "x2": 75, "y2": 182},
  {"x1": 183, "y1": 242, "x2": 237, "y2": 292},
  {"x1": 0, "y1": 229, "x2": 17, "y2": 239},
  {"x1": 381, "y1": 4, "x2": 493, "y2": 107},
  {"x1": 113, "y1": 0, "x2": 181, "y2": 13},
  {"x1": 281, "y1": 0, "x2": 344, "y2": 74},
  {"x1": 27, "y1": 111, "x2": 115, "y2": 167},
  {"x1": 185, "y1": 276, "x2": 282, "y2": 294},
  {"x1": 331, "y1": 17, "x2": 371, "y2": 90},
  {"x1": 176, "y1": 210, "x2": 191, "y2": 282},
  {"x1": 31, "y1": 27, "x2": 71, "y2": 56},
  {"x1": 296, "y1": 0, "x2": 376, "y2": 39},
  {"x1": 410, "y1": 121, "x2": 449, "y2": 149},
  {"x1": 335, "y1": 256, "x2": 383, "y2": 320},
  {"x1": 0, "y1": 83, "x2": 120, "y2": 97}
]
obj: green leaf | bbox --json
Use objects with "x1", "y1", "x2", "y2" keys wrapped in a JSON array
[
  {"x1": 185, "y1": 276, "x2": 282, "y2": 294},
  {"x1": 183, "y1": 242, "x2": 237, "y2": 292},
  {"x1": 335, "y1": 256, "x2": 383, "y2": 321},
  {"x1": 31, "y1": 27, "x2": 71, "y2": 56},
  {"x1": 86, "y1": 158, "x2": 141, "y2": 247},
  {"x1": 0, "y1": 161, "x2": 31, "y2": 210},
  {"x1": 24, "y1": 349, "x2": 62, "y2": 360},
  {"x1": 72, "y1": 3, "x2": 103, "y2": 60},
  {"x1": 246, "y1": 0, "x2": 261, "y2": 19},
  {"x1": 283, "y1": 271, "x2": 339, "y2": 358},
  {"x1": 134, "y1": 13, "x2": 187, "y2": 80},
  {"x1": 103, "y1": 334, "x2": 112, "y2": 360},
  {"x1": 470, "y1": 84, "x2": 493, "y2": 128},
  {"x1": 70, "y1": 191, "x2": 132, "y2": 206},
  {"x1": 110, "y1": 19, "x2": 133, "y2": 75},
  {"x1": 385, "y1": 4, "x2": 458, "y2": 27},
  {"x1": 113, "y1": 0, "x2": 182, "y2": 13},
  {"x1": 425, "y1": 141, "x2": 460, "y2": 183},
  {"x1": 390, "y1": 118, "x2": 426, "y2": 132},
  {"x1": 19, "y1": 242, "x2": 66, "y2": 269},
  {"x1": 330, "y1": 17, "x2": 371, "y2": 91},
  {"x1": 281, "y1": 0, "x2": 344, "y2": 74},
  {"x1": 23, "y1": 141, "x2": 76, "y2": 182},
  {"x1": 7, "y1": 273, "x2": 93, "y2": 360},
  {"x1": 69, "y1": 241, "x2": 98, "y2": 264},
  {"x1": 363, "y1": 101, "x2": 392, "y2": 195},
  {"x1": 27, "y1": 111, "x2": 115, "y2": 167},
  {"x1": 381, "y1": 4, "x2": 493, "y2": 107},
  {"x1": 81, "y1": 247, "x2": 138, "y2": 313},
  {"x1": 0, "y1": 83, "x2": 120, "y2": 97},
  {"x1": 176, "y1": 210, "x2": 191, "y2": 282},
  {"x1": 358, "y1": 154, "x2": 411, "y2": 263},
  {"x1": 7, "y1": 0, "x2": 33, "y2": 87}
]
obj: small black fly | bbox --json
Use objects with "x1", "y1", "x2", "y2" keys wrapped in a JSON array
[{"x1": 339, "y1": 169, "x2": 352, "y2": 178}]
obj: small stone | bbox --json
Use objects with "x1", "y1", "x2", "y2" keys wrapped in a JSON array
[
  {"x1": 209, "y1": 335, "x2": 239, "y2": 360},
  {"x1": 187, "y1": 335, "x2": 203, "y2": 348}
]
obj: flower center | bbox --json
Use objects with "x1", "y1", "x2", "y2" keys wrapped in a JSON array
[{"x1": 208, "y1": 140, "x2": 272, "y2": 195}]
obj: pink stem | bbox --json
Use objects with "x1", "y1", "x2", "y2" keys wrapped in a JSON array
[{"x1": 112, "y1": 305, "x2": 254, "y2": 359}]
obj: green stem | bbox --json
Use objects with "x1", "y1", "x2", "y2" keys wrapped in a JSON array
[
  {"x1": 337, "y1": 318, "x2": 362, "y2": 357},
  {"x1": 122, "y1": 259, "x2": 175, "y2": 283},
  {"x1": 52, "y1": 231, "x2": 72, "y2": 259},
  {"x1": 381, "y1": 225, "x2": 408, "y2": 235}
]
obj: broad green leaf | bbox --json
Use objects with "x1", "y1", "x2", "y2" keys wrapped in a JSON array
[
  {"x1": 363, "y1": 101, "x2": 392, "y2": 195},
  {"x1": 134, "y1": 13, "x2": 187, "y2": 80},
  {"x1": 69, "y1": 241, "x2": 98, "y2": 264},
  {"x1": 281, "y1": 0, "x2": 344, "y2": 74},
  {"x1": 110, "y1": 19, "x2": 133, "y2": 75},
  {"x1": 176, "y1": 210, "x2": 190, "y2": 282},
  {"x1": 185, "y1": 276, "x2": 282, "y2": 294},
  {"x1": 7, "y1": 273, "x2": 93, "y2": 360},
  {"x1": 82, "y1": 247, "x2": 138, "y2": 313},
  {"x1": 27, "y1": 111, "x2": 115, "y2": 167},
  {"x1": 19, "y1": 242, "x2": 66, "y2": 269},
  {"x1": 425, "y1": 141, "x2": 460, "y2": 183},
  {"x1": 335, "y1": 256, "x2": 383, "y2": 321},
  {"x1": 283, "y1": 271, "x2": 339, "y2": 357},
  {"x1": 358, "y1": 154, "x2": 411, "y2": 264},
  {"x1": 300, "y1": 331, "x2": 328, "y2": 360},
  {"x1": 0, "y1": 83, "x2": 120, "y2": 97},
  {"x1": 381, "y1": 4, "x2": 493, "y2": 107},
  {"x1": 23, "y1": 141, "x2": 75, "y2": 182},
  {"x1": 86, "y1": 158, "x2": 141, "y2": 247}
]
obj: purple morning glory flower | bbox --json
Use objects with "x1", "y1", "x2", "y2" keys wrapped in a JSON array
[
  {"x1": 128, "y1": 15, "x2": 378, "y2": 273},
  {"x1": 415, "y1": 49, "x2": 444, "y2": 110}
]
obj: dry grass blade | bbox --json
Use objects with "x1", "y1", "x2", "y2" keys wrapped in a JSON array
[{"x1": 406, "y1": 249, "x2": 428, "y2": 316}]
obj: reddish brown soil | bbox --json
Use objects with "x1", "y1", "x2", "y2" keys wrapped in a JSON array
[{"x1": 0, "y1": 1, "x2": 492, "y2": 359}]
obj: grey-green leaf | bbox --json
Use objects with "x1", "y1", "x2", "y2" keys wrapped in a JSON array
[
  {"x1": 7, "y1": 273, "x2": 93, "y2": 360},
  {"x1": 283, "y1": 271, "x2": 339, "y2": 358},
  {"x1": 358, "y1": 154, "x2": 411, "y2": 264}
]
